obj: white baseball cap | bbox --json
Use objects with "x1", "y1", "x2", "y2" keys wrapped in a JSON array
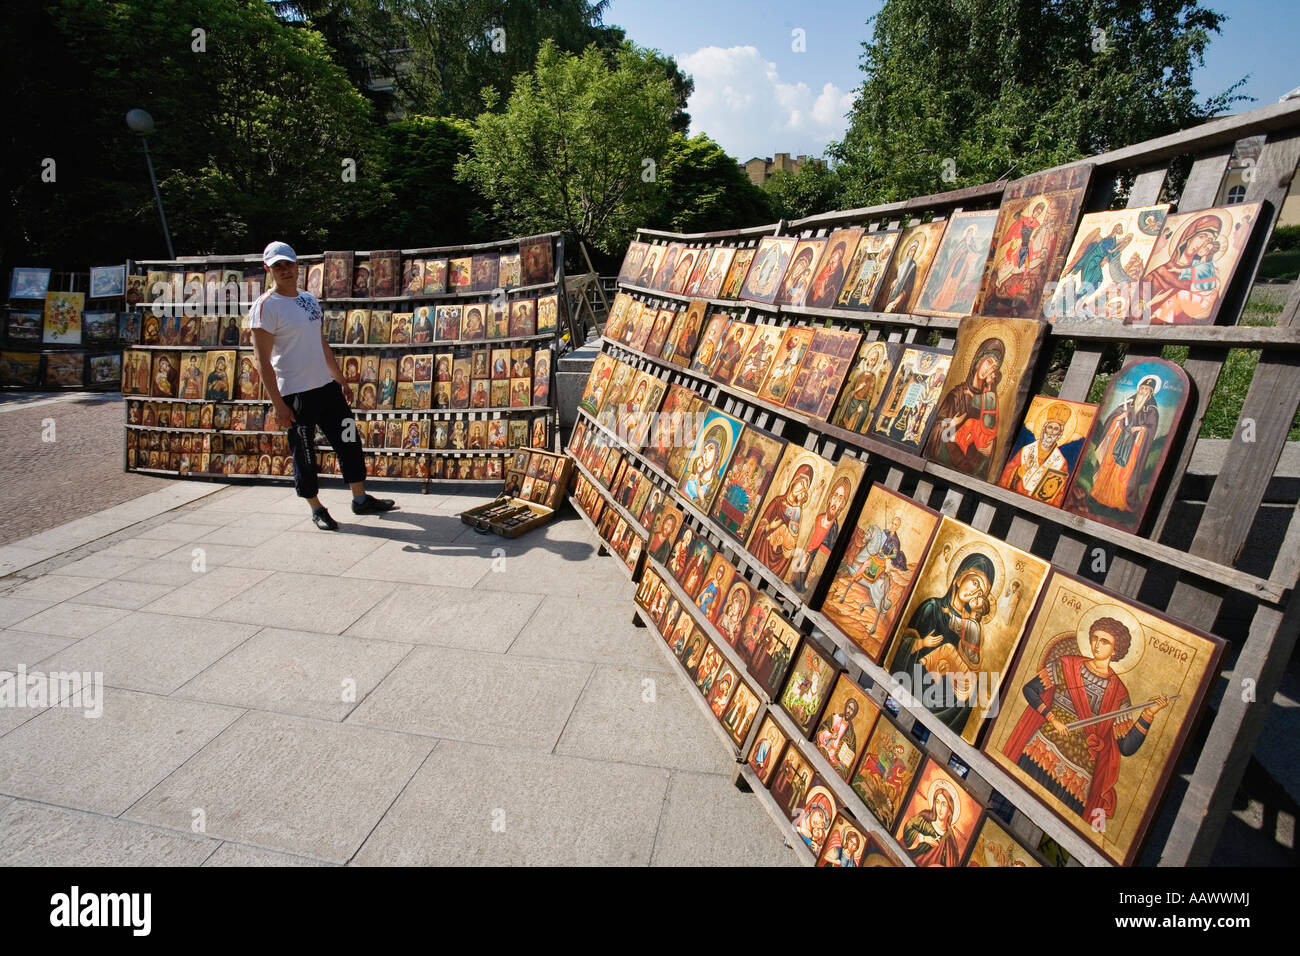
[{"x1": 263, "y1": 241, "x2": 297, "y2": 266}]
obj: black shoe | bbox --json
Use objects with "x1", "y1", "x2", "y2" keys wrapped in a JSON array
[
  {"x1": 312, "y1": 507, "x2": 339, "y2": 531},
  {"x1": 351, "y1": 494, "x2": 397, "y2": 515}
]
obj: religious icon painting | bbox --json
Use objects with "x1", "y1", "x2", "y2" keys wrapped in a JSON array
[
  {"x1": 448, "y1": 257, "x2": 473, "y2": 291},
  {"x1": 976, "y1": 164, "x2": 1093, "y2": 318},
  {"x1": 792, "y1": 777, "x2": 839, "y2": 853},
  {"x1": 869, "y1": 343, "x2": 953, "y2": 453},
  {"x1": 728, "y1": 323, "x2": 785, "y2": 396},
  {"x1": 664, "y1": 605, "x2": 693, "y2": 655},
  {"x1": 662, "y1": 298, "x2": 708, "y2": 367},
  {"x1": 125, "y1": 274, "x2": 147, "y2": 307},
  {"x1": 647, "y1": 502, "x2": 684, "y2": 566},
  {"x1": 914, "y1": 211, "x2": 1000, "y2": 318},
  {"x1": 422, "y1": 259, "x2": 448, "y2": 295},
  {"x1": 707, "y1": 322, "x2": 753, "y2": 386},
  {"x1": 693, "y1": 553, "x2": 735, "y2": 625},
  {"x1": 665, "y1": 524, "x2": 710, "y2": 595},
  {"x1": 746, "y1": 445, "x2": 835, "y2": 581},
  {"x1": 403, "y1": 259, "x2": 424, "y2": 296},
  {"x1": 634, "y1": 244, "x2": 664, "y2": 289},
  {"x1": 1045, "y1": 204, "x2": 1170, "y2": 323},
  {"x1": 650, "y1": 242, "x2": 685, "y2": 292},
  {"x1": 747, "y1": 712, "x2": 789, "y2": 786},
  {"x1": 822, "y1": 484, "x2": 941, "y2": 662},
  {"x1": 174, "y1": 352, "x2": 204, "y2": 400},
  {"x1": 676, "y1": 407, "x2": 744, "y2": 513},
  {"x1": 683, "y1": 248, "x2": 712, "y2": 296},
  {"x1": 849, "y1": 715, "x2": 925, "y2": 830},
  {"x1": 390, "y1": 312, "x2": 415, "y2": 346},
  {"x1": 519, "y1": 235, "x2": 554, "y2": 286},
  {"x1": 893, "y1": 758, "x2": 981, "y2": 866},
  {"x1": 832, "y1": 229, "x2": 898, "y2": 311},
  {"x1": 697, "y1": 246, "x2": 735, "y2": 300},
  {"x1": 707, "y1": 426, "x2": 786, "y2": 544},
  {"x1": 998, "y1": 395, "x2": 1097, "y2": 508},
  {"x1": 150, "y1": 351, "x2": 179, "y2": 398},
  {"x1": 805, "y1": 227, "x2": 864, "y2": 309},
  {"x1": 679, "y1": 624, "x2": 709, "y2": 674},
  {"x1": 371, "y1": 250, "x2": 401, "y2": 298},
  {"x1": 815, "y1": 812, "x2": 870, "y2": 867},
  {"x1": 983, "y1": 571, "x2": 1224, "y2": 865},
  {"x1": 964, "y1": 816, "x2": 1041, "y2": 867},
  {"x1": 532, "y1": 348, "x2": 552, "y2": 407},
  {"x1": 120, "y1": 351, "x2": 148, "y2": 395},
  {"x1": 508, "y1": 298, "x2": 537, "y2": 338},
  {"x1": 774, "y1": 238, "x2": 827, "y2": 307},
  {"x1": 829, "y1": 339, "x2": 902, "y2": 435},
  {"x1": 739, "y1": 237, "x2": 796, "y2": 304},
  {"x1": 779, "y1": 639, "x2": 838, "y2": 738},
  {"x1": 43, "y1": 291, "x2": 84, "y2": 344},
  {"x1": 921, "y1": 315, "x2": 1048, "y2": 482},
  {"x1": 785, "y1": 328, "x2": 862, "y2": 421},
  {"x1": 641, "y1": 383, "x2": 700, "y2": 475},
  {"x1": 44, "y1": 352, "x2": 84, "y2": 388},
  {"x1": 721, "y1": 680, "x2": 761, "y2": 747},
  {"x1": 1131, "y1": 202, "x2": 1263, "y2": 326},
  {"x1": 234, "y1": 353, "x2": 264, "y2": 402},
  {"x1": 883, "y1": 515, "x2": 1051, "y2": 744},
  {"x1": 756, "y1": 326, "x2": 816, "y2": 407},
  {"x1": 344, "y1": 309, "x2": 368, "y2": 345},
  {"x1": 1062, "y1": 357, "x2": 1190, "y2": 533},
  {"x1": 618, "y1": 241, "x2": 649, "y2": 284},
  {"x1": 689, "y1": 314, "x2": 732, "y2": 375},
  {"x1": 875, "y1": 221, "x2": 946, "y2": 314},
  {"x1": 769, "y1": 742, "x2": 816, "y2": 817},
  {"x1": 713, "y1": 577, "x2": 755, "y2": 650},
  {"x1": 690, "y1": 640, "x2": 724, "y2": 694},
  {"x1": 577, "y1": 353, "x2": 616, "y2": 418},
  {"x1": 730, "y1": 593, "x2": 781, "y2": 688},
  {"x1": 634, "y1": 566, "x2": 663, "y2": 612},
  {"x1": 787, "y1": 455, "x2": 867, "y2": 602},
  {"x1": 367, "y1": 310, "x2": 392, "y2": 345},
  {"x1": 718, "y1": 248, "x2": 755, "y2": 300},
  {"x1": 535, "y1": 293, "x2": 559, "y2": 336},
  {"x1": 470, "y1": 254, "x2": 499, "y2": 293},
  {"x1": 434, "y1": 305, "x2": 461, "y2": 342},
  {"x1": 665, "y1": 246, "x2": 700, "y2": 296},
  {"x1": 595, "y1": 360, "x2": 636, "y2": 424},
  {"x1": 626, "y1": 303, "x2": 659, "y2": 354},
  {"x1": 644, "y1": 308, "x2": 677, "y2": 358},
  {"x1": 812, "y1": 673, "x2": 881, "y2": 782}
]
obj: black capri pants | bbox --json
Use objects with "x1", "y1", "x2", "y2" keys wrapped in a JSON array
[{"x1": 284, "y1": 380, "x2": 366, "y2": 498}]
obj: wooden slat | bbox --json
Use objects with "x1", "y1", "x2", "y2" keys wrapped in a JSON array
[
  {"x1": 1160, "y1": 591, "x2": 1300, "y2": 865},
  {"x1": 1177, "y1": 146, "x2": 1234, "y2": 211}
]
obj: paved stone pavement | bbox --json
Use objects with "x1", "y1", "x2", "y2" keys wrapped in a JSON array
[
  {"x1": 0, "y1": 393, "x2": 171, "y2": 546},
  {"x1": 0, "y1": 480, "x2": 799, "y2": 866}
]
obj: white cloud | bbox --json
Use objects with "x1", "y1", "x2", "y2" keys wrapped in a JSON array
[{"x1": 676, "y1": 45, "x2": 855, "y2": 163}]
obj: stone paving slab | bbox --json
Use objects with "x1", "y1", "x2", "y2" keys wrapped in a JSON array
[
  {"x1": 0, "y1": 596, "x2": 53, "y2": 629},
  {"x1": 554, "y1": 664, "x2": 737, "y2": 776},
  {"x1": 202, "y1": 842, "x2": 332, "y2": 867},
  {"x1": 10, "y1": 602, "x2": 130, "y2": 640},
  {"x1": 0, "y1": 800, "x2": 216, "y2": 867},
  {"x1": 0, "y1": 687, "x2": 242, "y2": 816},
  {"x1": 138, "y1": 566, "x2": 272, "y2": 618},
  {"x1": 206, "y1": 570, "x2": 396, "y2": 634},
  {"x1": 0, "y1": 629, "x2": 79, "y2": 671},
  {"x1": 72, "y1": 579, "x2": 179, "y2": 611},
  {"x1": 352, "y1": 739, "x2": 670, "y2": 866},
  {"x1": 650, "y1": 771, "x2": 800, "y2": 867},
  {"x1": 348, "y1": 645, "x2": 592, "y2": 751},
  {"x1": 173, "y1": 627, "x2": 411, "y2": 721},
  {"x1": 37, "y1": 612, "x2": 260, "y2": 696},
  {"x1": 124, "y1": 710, "x2": 434, "y2": 864},
  {"x1": 2, "y1": 574, "x2": 103, "y2": 603},
  {"x1": 345, "y1": 584, "x2": 543, "y2": 652},
  {"x1": 508, "y1": 594, "x2": 663, "y2": 668}
]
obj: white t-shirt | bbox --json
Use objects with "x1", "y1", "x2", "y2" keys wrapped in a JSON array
[{"x1": 248, "y1": 289, "x2": 334, "y2": 396}]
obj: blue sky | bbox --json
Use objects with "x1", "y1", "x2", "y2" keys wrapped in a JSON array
[{"x1": 605, "y1": 0, "x2": 1299, "y2": 162}]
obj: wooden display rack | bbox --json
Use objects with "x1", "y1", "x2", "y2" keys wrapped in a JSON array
[
  {"x1": 123, "y1": 233, "x2": 570, "y2": 489},
  {"x1": 570, "y1": 97, "x2": 1300, "y2": 866}
]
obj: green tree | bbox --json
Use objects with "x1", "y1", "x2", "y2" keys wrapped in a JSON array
[
  {"x1": 457, "y1": 39, "x2": 678, "y2": 258},
  {"x1": 354, "y1": 116, "x2": 495, "y2": 248},
  {"x1": 2, "y1": 0, "x2": 380, "y2": 269},
  {"x1": 647, "y1": 134, "x2": 773, "y2": 235},
  {"x1": 831, "y1": 0, "x2": 1249, "y2": 205},
  {"x1": 763, "y1": 160, "x2": 843, "y2": 222}
]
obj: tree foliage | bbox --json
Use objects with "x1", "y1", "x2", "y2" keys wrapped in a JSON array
[
  {"x1": 762, "y1": 161, "x2": 844, "y2": 222},
  {"x1": 647, "y1": 134, "x2": 773, "y2": 234},
  {"x1": 2, "y1": 0, "x2": 380, "y2": 269},
  {"x1": 456, "y1": 40, "x2": 678, "y2": 256},
  {"x1": 831, "y1": 0, "x2": 1249, "y2": 205}
]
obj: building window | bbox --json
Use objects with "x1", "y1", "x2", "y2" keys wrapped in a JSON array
[{"x1": 1226, "y1": 184, "x2": 1247, "y2": 204}]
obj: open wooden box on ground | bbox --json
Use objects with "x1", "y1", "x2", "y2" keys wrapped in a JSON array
[{"x1": 459, "y1": 446, "x2": 573, "y2": 537}]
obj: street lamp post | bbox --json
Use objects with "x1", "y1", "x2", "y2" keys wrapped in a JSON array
[{"x1": 125, "y1": 108, "x2": 175, "y2": 259}]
